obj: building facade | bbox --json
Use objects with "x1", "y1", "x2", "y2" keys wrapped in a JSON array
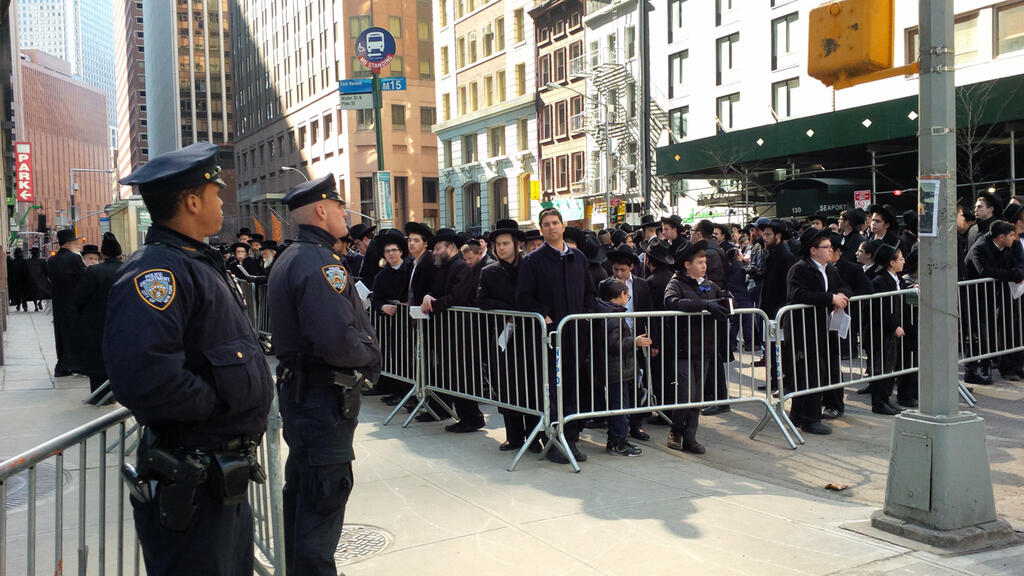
[
  {"x1": 113, "y1": 0, "x2": 148, "y2": 199},
  {"x1": 433, "y1": 0, "x2": 537, "y2": 231},
  {"x1": 143, "y1": 0, "x2": 233, "y2": 156},
  {"x1": 230, "y1": 0, "x2": 439, "y2": 236},
  {"x1": 19, "y1": 50, "x2": 111, "y2": 244},
  {"x1": 654, "y1": 0, "x2": 1024, "y2": 213}
]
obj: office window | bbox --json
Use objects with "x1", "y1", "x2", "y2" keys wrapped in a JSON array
[
  {"x1": 772, "y1": 78, "x2": 798, "y2": 119},
  {"x1": 514, "y1": 9, "x2": 525, "y2": 43},
  {"x1": 625, "y1": 26, "x2": 636, "y2": 59},
  {"x1": 462, "y1": 134, "x2": 477, "y2": 163},
  {"x1": 716, "y1": 33, "x2": 739, "y2": 85},
  {"x1": 390, "y1": 56, "x2": 403, "y2": 76},
  {"x1": 997, "y1": 2, "x2": 1024, "y2": 55},
  {"x1": 470, "y1": 81, "x2": 479, "y2": 111},
  {"x1": 421, "y1": 107, "x2": 436, "y2": 131},
  {"x1": 389, "y1": 16, "x2": 402, "y2": 37},
  {"x1": 906, "y1": 13, "x2": 980, "y2": 65},
  {"x1": 517, "y1": 117, "x2": 529, "y2": 151},
  {"x1": 488, "y1": 125, "x2": 506, "y2": 157},
  {"x1": 440, "y1": 0, "x2": 448, "y2": 27},
  {"x1": 540, "y1": 105, "x2": 552, "y2": 140},
  {"x1": 554, "y1": 16, "x2": 564, "y2": 37},
  {"x1": 669, "y1": 106, "x2": 688, "y2": 142},
  {"x1": 515, "y1": 63, "x2": 526, "y2": 96},
  {"x1": 570, "y1": 96, "x2": 583, "y2": 133},
  {"x1": 357, "y1": 109, "x2": 374, "y2": 131},
  {"x1": 418, "y1": 20, "x2": 431, "y2": 41},
  {"x1": 538, "y1": 23, "x2": 549, "y2": 44},
  {"x1": 554, "y1": 49, "x2": 566, "y2": 81},
  {"x1": 771, "y1": 13, "x2": 798, "y2": 70},
  {"x1": 323, "y1": 113, "x2": 333, "y2": 138},
  {"x1": 443, "y1": 140, "x2": 453, "y2": 168},
  {"x1": 496, "y1": 70, "x2": 506, "y2": 102},
  {"x1": 470, "y1": 33, "x2": 478, "y2": 63},
  {"x1": 668, "y1": 50, "x2": 688, "y2": 98},
  {"x1": 715, "y1": 0, "x2": 736, "y2": 26},
  {"x1": 716, "y1": 93, "x2": 740, "y2": 130},
  {"x1": 392, "y1": 105, "x2": 406, "y2": 130},
  {"x1": 541, "y1": 158, "x2": 553, "y2": 191},
  {"x1": 496, "y1": 17, "x2": 505, "y2": 51},
  {"x1": 539, "y1": 54, "x2": 550, "y2": 85},
  {"x1": 669, "y1": 0, "x2": 685, "y2": 43},
  {"x1": 423, "y1": 178, "x2": 439, "y2": 203},
  {"x1": 626, "y1": 81, "x2": 637, "y2": 118},
  {"x1": 456, "y1": 0, "x2": 464, "y2": 19},
  {"x1": 606, "y1": 33, "x2": 617, "y2": 64},
  {"x1": 310, "y1": 120, "x2": 319, "y2": 144},
  {"x1": 556, "y1": 155, "x2": 568, "y2": 189},
  {"x1": 555, "y1": 101, "x2": 567, "y2": 137},
  {"x1": 440, "y1": 46, "x2": 449, "y2": 75},
  {"x1": 420, "y1": 58, "x2": 433, "y2": 78},
  {"x1": 484, "y1": 26, "x2": 494, "y2": 57},
  {"x1": 457, "y1": 37, "x2": 466, "y2": 68},
  {"x1": 459, "y1": 86, "x2": 467, "y2": 114},
  {"x1": 349, "y1": 15, "x2": 370, "y2": 37},
  {"x1": 484, "y1": 75, "x2": 494, "y2": 107},
  {"x1": 298, "y1": 126, "x2": 306, "y2": 148},
  {"x1": 442, "y1": 93, "x2": 451, "y2": 120}
]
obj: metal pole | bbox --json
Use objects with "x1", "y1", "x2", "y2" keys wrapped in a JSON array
[
  {"x1": 373, "y1": 73, "x2": 384, "y2": 172},
  {"x1": 1011, "y1": 128, "x2": 1016, "y2": 197},
  {"x1": 638, "y1": 0, "x2": 651, "y2": 213},
  {"x1": 604, "y1": 117, "x2": 612, "y2": 227},
  {"x1": 69, "y1": 169, "x2": 76, "y2": 235},
  {"x1": 870, "y1": 149, "x2": 878, "y2": 204},
  {"x1": 878, "y1": 0, "x2": 1003, "y2": 536}
]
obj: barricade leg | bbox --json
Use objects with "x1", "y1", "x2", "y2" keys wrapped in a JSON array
[
  {"x1": 959, "y1": 383, "x2": 977, "y2": 407},
  {"x1": 508, "y1": 418, "x2": 547, "y2": 472},
  {"x1": 383, "y1": 385, "x2": 418, "y2": 426},
  {"x1": 748, "y1": 400, "x2": 797, "y2": 449}
]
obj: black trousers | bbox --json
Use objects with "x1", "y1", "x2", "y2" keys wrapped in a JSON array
[
  {"x1": 671, "y1": 357, "x2": 709, "y2": 440},
  {"x1": 131, "y1": 483, "x2": 254, "y2": 576},
  {"x1": 280, "y1": 383, "x2": 356, "y2": 576}
]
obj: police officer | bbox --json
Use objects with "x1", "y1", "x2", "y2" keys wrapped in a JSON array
[
  {"x1": 105, "y1": 141, "x2": 274, "y2": 576},
  {"x1": 269, "y1": 173, "x2": 382, "y2": 576}
]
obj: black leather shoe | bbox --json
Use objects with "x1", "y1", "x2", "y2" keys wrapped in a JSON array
[
  {"x1": 801, "y1": 422, "x2": 832, "y2": 435},
  {"x1": 415, "y1": 412, "x2": 436, "y2": 422},
  {"x1": 964, "y1": 369, "x2": 993, "y2": 385},
  {"x1": 856, "y1": 386, "x2": 871, "y2": 395},
  {"x1": 629, "y1": 427, "x2": 650, "y2": 441},
  {"x1": 753, "y1": 358, "x2": 767, "y2": 367},
  {"x1": 568, "y1": 441, "x2": 588, "y2": 462},
  {"x1": 54, "y1": 370, "x2": 74, "y2": 377},
  {"x1": 682, "y1": 440, "x2": 706, "y2": 454},
  {"x1": 821, "y1": 408, "x2": 843, "y2": 420},
  {"x1": 528, "y1": 440, "x2": 544, "y2": 453},
  {"x1": 701, "y1": 405, "x2": 731, "y2": 416},
  {"x1": 546, "y1": 449, "x2": 570, "y2": 464},
  {"x1": 872, "y1": 404, "x2": 900, "y2": 415},
  {"x1": 499, "y1": 441, "x2": 524, "y2": 451},
  {"x1": 667, "y1": 431, "x2": 684, "y2": 451},
  {"x1": 897, "y1": 398, "x2": 918, "y2": 408},
  {"x1": 446, "y1": 420, "x2": 484, "y2": 433}
]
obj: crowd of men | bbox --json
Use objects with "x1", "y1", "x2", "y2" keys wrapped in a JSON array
[{"x1": 6, "y1": 229, "x2": 124, "y2": 400}]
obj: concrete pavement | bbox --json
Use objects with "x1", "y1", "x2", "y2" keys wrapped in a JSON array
[{"x1": 2, "y1": 307, "x2": 1022, "y2": 575}]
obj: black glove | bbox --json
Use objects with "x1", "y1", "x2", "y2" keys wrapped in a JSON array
[
  {"x1": 702, "y1": 301, "x2": 729, "y2": 320},
  {"x1": 358, "y1": 363, "x2": 381, "y2": 389}
]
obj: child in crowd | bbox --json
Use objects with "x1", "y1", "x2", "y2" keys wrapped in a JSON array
[{"x1": 598, "y1": 279, "x2": 652, "y2": 456}]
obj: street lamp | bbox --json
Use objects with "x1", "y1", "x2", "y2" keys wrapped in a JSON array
[
  {"x1": 279, "y1": 166, "x2": 378, "y2": 224},
  {"x1": 546, "y1": 82, "x2": 614, "y2": 228},
  {"x1": 69, "y1": 168, "x2": 115, "y2": 235}
]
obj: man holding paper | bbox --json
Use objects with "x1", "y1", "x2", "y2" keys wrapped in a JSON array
[{"x1": 783, "y1": 227, "x2": 852, "y2": 436}]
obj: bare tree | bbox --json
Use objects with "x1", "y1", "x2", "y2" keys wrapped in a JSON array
[{"x1": 956, "y1": 80, "x2": 1011, "y2": 195}]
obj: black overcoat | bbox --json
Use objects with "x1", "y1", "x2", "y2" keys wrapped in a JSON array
[{"x1": 72, "y1": 258, "x2": 122, "y2": 377}]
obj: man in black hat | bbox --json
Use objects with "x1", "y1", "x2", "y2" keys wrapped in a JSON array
[
  {"x1": 599, "y1": 244, "x2": 654, "y2": 441},
  {"x1": 81, "y1": 244, "x2": 102, "y2": 266},
  {"x1": 661, "y1": 214, "x2": 688, "y2": 257},
  {"x1": 516, "y1": 207, "x2": 598, "y2": 464},
  {"x1": 867, "y1": 204, "x2": 900, "y2": 246},
  {"x1": 25, "y1": 246, "x2": 50, "y2": 311},
  {"x1": 965, "y1": 219, "x2": 1023, "y2": 385},
  {"x1": 839, "y1": 208, "x2": 866, "y2": 263},
  {"x1": 421, "y1": 228, "x2": 486, "y2": 432},
  {"x1": 269, "y1": 172, "x2": 381, "y2": 576},
  {"x1": 347, "y1": 222, "x2": 375, "y2": 279},
  {"x1": 236, "y1": 227, "x2": 252, "y2": 244},
  {"x1": 754, "y1": 220, "x2": 796, "y2": 383},
  {"x1": 105, "y1": 141, "x2": 274, "y2": 575},
  {"x1": 47, "y1": 228, "x2": 86, "y2": 377},
  {"x1": 74, "y1": 232, "x2": 123, "y2": 399},
  {"x1": 640, "y1": 214, "x2": 660, "y2": 244},
  {"x1": 968, "y1": 190, "x2": 1004, "y2": 249},
  {"x1": 523, "y1": 228, "x2": 543, "y2": 254},
  {"x1": 783, "y1": 227, "x2": 851, "y2": 435}
]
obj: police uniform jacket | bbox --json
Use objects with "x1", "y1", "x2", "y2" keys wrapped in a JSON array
[
  {"x1": 104, "y1": 225, "x2": 273, "y2": 444},
  {"x1": 516, "y1": 242, "x2": 598, "y2": 324},
  {"x1": 759, "y1": 243, "x2": 797, "y2": 318},
  {"x1": 72, "y1": 257, "x2": 122, "y2": 377},
  {"x1": 269, "y1": 225, "x2": 381, "y2": 372}
]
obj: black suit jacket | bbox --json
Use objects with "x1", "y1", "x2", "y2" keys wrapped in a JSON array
[
  {"x1": 72, "y1": 258, "x2": 122, "y2": 375},
  {"x1": 407, "y1": 254, "x2": 436, "y2": 306},
  {"x1": 46, "y1": 248, "x2": 85, "y2": 320},
  {"x1": 966, "y1": 234, "x2": 1024, "y2": 283},
  {"x1": 759, "y1": 243, "x2": 797, "y2": 318},
  {"x1": 429, "y1": 252, "x2": 475, "y2": 313},
  {"x1": 785, "y1": 258, "x2": 852, "y2": 378},
  {"x1": 839, "y1": 230, "x2": 864, "y2": 263}
]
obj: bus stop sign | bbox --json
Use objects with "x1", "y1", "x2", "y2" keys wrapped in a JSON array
[{"x1": 356, "y1": 27, "x2": 396, "y2": 72}]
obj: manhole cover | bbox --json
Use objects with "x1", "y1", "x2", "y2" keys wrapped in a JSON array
[
  {"x1": 334, "y1": 524, "x2": 393, "y2": 565},
  {"x1": 254, "y1": 524, "x2": 393, "y2": 568},
  {"x1": 3, "y1": 461, "x2": 62, "y2": 510}
]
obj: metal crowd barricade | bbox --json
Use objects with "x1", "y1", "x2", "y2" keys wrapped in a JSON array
[
  {"x1": 549, "y1": 309, "x2": 796, "y2": 472},
  {"x1": 253, "y1": 282, "x2": 273, "y2": 341},
  {"x1": 407, "y1": 306, "x2": 550, "y2": 471},
  {"x1": 0, "y1": 408, "x2": 140, "y2": 576},
  {"x1": 372, "y1": 304, "x2": 427, "y2": 426},
  {"x1": 252, "y1": 390, "x2": 286, "y2": 576},
  {"x1": 958, "y1": 277, "x2": 1024, "y2": 365}
]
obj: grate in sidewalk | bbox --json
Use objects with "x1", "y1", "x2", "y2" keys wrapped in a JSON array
[
  {"x1": 334, "y1": 524, "x2": 393, "y2": 565},
  {"x1": 3, "y1": 461, "x2": 62, "y2": 510}
]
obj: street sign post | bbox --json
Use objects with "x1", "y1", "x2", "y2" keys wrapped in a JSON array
[
  {"x1": 355, "y1": 27, "x2": 396, "y2": 72},
  {"x1": 373, "y1": 171, "x2": 393, "y2": 227},
  {"x1": 338, "y1": 78, "x2": 373, "y2": 93},
  {"x1": 355, "y1": 26, "x2": 398, "y2": 227},
  {"x1": 338, "y1": 93, "x2": 375, "y2": 109}
]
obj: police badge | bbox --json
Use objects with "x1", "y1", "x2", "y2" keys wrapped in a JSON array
[
  {"x1": 134, "y1": 269, "x2": 176, "y2": 310},
  {"x1": 322, "y1": 265, "x2": 348, "y2": 294}
]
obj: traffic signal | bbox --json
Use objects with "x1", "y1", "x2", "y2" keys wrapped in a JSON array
[{"x1": 37, "y1": 213, "x2": 47, "y2": 233}]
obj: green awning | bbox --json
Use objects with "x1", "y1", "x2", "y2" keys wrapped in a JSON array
[{"x1": 657, "y1": 74, "x2": 1024, "y2": 178}]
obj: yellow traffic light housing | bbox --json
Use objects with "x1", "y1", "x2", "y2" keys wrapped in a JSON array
[{"x1": 808, "y1": 0, "x2": 918, "y2": 89}]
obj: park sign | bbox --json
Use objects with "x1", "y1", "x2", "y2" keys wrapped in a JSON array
[
  {"x1": 356, "y1": 27, "x2": 396, "y2": 72},
  {"x1": 14, "y1": 142, "x2": 34, "y2": 202}
]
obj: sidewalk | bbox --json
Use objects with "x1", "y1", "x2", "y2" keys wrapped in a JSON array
[{"x1": 2, "y1": 307, "x2": 1022, "y2": 575}]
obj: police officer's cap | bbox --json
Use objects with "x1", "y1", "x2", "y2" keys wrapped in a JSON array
[
  {"x1": 284, "y1": 174, "x2": 343, "y2": 210},
  {"x1": 119, "y1": 141, "x2": 226, "y2": 195}
]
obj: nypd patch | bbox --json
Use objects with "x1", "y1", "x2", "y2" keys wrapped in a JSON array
[
  {"x1": 134, "y1": 269, "x2": 176, "y2": 310},
  {"x1": 322, "y1": 265, "x2": 348, "y2": 294}
]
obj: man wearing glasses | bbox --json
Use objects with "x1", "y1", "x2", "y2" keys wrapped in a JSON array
[{"x1": 783, "y1": 227, "x2": 852, "y2": 436}]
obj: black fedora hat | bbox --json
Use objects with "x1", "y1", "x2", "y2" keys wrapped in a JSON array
[
  {"x1": 640, "y1": 214, "x2": 660, "y2": 229},
  {"x1": 841, "y1": 207, "x2": 867, "y2": 227},
  {"x1": 799, "y1": 227, "x2": 832, "y2": 256},
  {"x1": 432, "y1": 227, "x2": 464, "y2": 248},
  {"x1": 810, "y1": 211, "x2": 838, "y2": 226},
  {"x1": 348, "y1": 223, "x2": 377, "y2": 240},
  {"x1": 491, "y1": 218, "x2": 526, "y2": 242},
  {"x1": 81, "y1": 244, "x2": 101, "y2": 256},
  {"x1": 606, "y1": 244, "x2": 639, "y2": 266},
  {"x1": 524, "y1": 228, "x2": 542, "y2": 241},
  {"x1": 661, "y1": 214, "x2": 685, "y2": 231},
  {"x1": 618, "y1": 222, "x2": 634, "y2": 234},
  {"x1": 642, "y1": 238, "x2": 675, "y2": 266},
  {"x1": 758, "y1": 218, "x2": 792, "y2": 240},
  {"x1": 1002, "y1": 202, "x2": 1024, "y2": 225},
  {"x1": 562, "y1": 226, "x2": 586, "y2": 247},
  {"x1": 977, "y1": 190, "x2": 1005, "y2": 218},
  {"x1": 260, "y1": 240, "x2": 278, "y2": 251},
  {"x1": 378, "y1": 229, "x2": 409, "y2": 256},
  {"x1": 579, "y1": 231, "x2": 607, "y2": 264},
  {"x1": 404, "y1": 221, "x2": 433, "y2": 241},
  {"x1": 675, "y1": 240, "x2": 707, "y2": 268},
  {"x1": 236, "y1": 227, "x2": 252, "y2": 238},
  {"x1": 610, "y1": 228, "x2": 628, "y2": 246},
  {"x1": 229, "y1": 242, "x2": 250, "y2": 252},
  {"x1": 872, "y1": 243, "x2": 900, "y2": 267},
  {"x1": 867, "y1": 204, "x2": 899, "y2": 230},
  {"x1": 57, "y1": 228, "x2": 78, "y2": 245}
]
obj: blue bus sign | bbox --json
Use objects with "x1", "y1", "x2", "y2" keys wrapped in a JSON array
[
  {"x1": 380, "y1": 77, "x2": 406, "y2": 91},
  {"x1": 338, "y1": 78, "x2": 373, "y2": 93},
  {"x1": 356, "y1": 27, "x2": 396, "y2": 72}
]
